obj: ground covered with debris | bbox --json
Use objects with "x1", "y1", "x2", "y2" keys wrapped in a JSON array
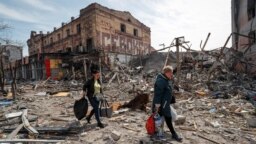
[{"x1": 0, "y1": 52, "x2": 256, "y2": 144}]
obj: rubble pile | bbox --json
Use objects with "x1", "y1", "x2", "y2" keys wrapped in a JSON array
[{"x1": 0, "y1": 51, "x2": 255, "y2": 144}]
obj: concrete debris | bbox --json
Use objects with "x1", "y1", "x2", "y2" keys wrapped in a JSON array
[
  {"x1": 111, "y1": 130, "x2": 121, "y2": 141},
  {"x1": 34, "y1": 92, "x2": 47, "y2": 96},
  {"x1": 5, "y1": 111, "x2": 23, "y2": 119},
  {"x1": 247, "y1": 118, "x2": 256, "y2": 128},
  {"x1": 0, "y1": 49, "x2": 255, "y2": 144},
  {"x1": 175, "y1": 115, "x2": 186, "y2": 125},
  {"x1": 205, "y1": 120, "x2": 221, "y2": 128},
  {"x1": 80, "y1": 132, "x2": 88, "y2": 136}
]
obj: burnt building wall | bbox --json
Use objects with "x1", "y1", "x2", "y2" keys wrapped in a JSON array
[{"x1": 232, "y1": 0, "x2": 256, "y2": 74}]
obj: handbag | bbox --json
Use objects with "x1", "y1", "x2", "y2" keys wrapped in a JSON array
[
  {"x1": 170, "y1": 95, "x2": 176, "y2": 104},
  {"x1": 145, "y1": 112, "x2": 156, "y2": 135},
  {"x1": 73, "y1": 97, "x2": 88, "y2": 120},
  {"x1": 94, "y1": 93, "x2": 104, "y2": 101},
  {"x1": 99, "y1": 99, "x2": 112, "y2": 118}
]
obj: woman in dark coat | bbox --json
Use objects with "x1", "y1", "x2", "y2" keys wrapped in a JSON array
[
  {"x1": 152, "y1": 65, "x2": 182, "y2": 142},
  {"x1": 83, "y1": 65, "x2": 104, "y2": 128}
]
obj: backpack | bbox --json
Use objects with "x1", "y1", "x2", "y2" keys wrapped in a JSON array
[{"x1": 145, "y1": 113, "x2": 156, "y2": 135}]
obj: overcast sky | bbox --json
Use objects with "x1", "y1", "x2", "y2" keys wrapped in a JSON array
[{"x1": 0, "y1": 0, "x2": 231, "y2": 56}]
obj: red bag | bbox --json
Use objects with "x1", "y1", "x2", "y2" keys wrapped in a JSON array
[{"x1": 145, "y1": 113, "x2": 156, "y2": 135}]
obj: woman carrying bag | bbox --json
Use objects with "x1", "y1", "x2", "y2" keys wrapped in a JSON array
[
  {"x1": 83, "y1": 64, "x2": 104, "y2": 128},
  {"x1": 152, "y1": 66, "x2": 182, "y2": 142}
]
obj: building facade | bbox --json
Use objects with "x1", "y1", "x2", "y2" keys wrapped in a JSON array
[
  {"x1": 0, "y1": 44, "x2": 23, "y2": 80},
  {"x1": 24, "y1": 3, "x2": 151, "y2": 80},
  {"x1": 27, "y1": 3, "x2": 151, "y2": 61},
  {"x1": 0, "y1": 44, "x2": 22, "y2": 64},
  {"x1": 231, "y1": 0, "x2": 256, "y2": 74}
]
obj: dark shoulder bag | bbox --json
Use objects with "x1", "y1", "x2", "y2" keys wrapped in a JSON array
[{"x1": 99, "y1": 99, "x2": 112, "y2": 118}]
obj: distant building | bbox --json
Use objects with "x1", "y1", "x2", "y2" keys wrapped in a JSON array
[
  {"x1": 0, "y1": 44, "x2": 22, "y2": 64},
  {"x1": 21, "y1": 3, "x2": 152, "y2": 80},
  {"x1": 0, "y1": 44, "x2": 23, "y2": 80},
  {"x1": 27, "y1": 3, "x2": 151, "y2": 63},
  {"x1": 231, "y1": 0, "x2": 256, "y2": 74}
]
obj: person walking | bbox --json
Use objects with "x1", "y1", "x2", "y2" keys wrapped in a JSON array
[
  {"x1": 83, "y1": 65, "x2": 104, "y2": 128},
  {"x1": 152, "y1": 65, "x2": 182, "y2": 142}
]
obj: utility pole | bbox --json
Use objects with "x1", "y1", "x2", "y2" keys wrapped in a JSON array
[
  {"x1": 99, "y1": 52, "x2": 103, "y2": 84},
  {"x1": 83, "y1": 59, "x2": 87, "y2": 81},
  {"x1": 175, "y1": 38, "x2": 181, "y2": 86}
]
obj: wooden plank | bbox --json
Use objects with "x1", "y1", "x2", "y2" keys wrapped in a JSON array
[
  {"x1": 0, "y1": 115, "x2": 37, "y2": 127},
  {"x1": 7, "y1": 123, "x2": 23, "y2": 139},
  {"x1": 197, "y1": 134, "x2": 220, "y2": 144},
  {"x1": 51, "y1": 117, "x2": 69, "y2": 122},
  {"x1": 123, "y1": 125, "x2": 140, "y2": 132},
  {"x1": 4, "y1": 126, "x2": 81, "y2": 134},
  {"x1": 52, "y1": 92, "x2": 70, "y2": 97},
  {"x1": 0, "y1": 139, "x2": 64, "y2": 143},
  {"x1": 41, "y1": 76, "x2": 51, "y2": 86},
  {"x1": 5, "y1": 111, "x2": 22, "y2": 118},
  {"x1": 22, "y1": 109, "x2": 39, "y2": 136},
  {"x1": 116, "y1": 73, "x2": 120, "y2": 84},
  {"x1": 107, "y1": 72, "x2": 117, "y2": 87},
  {"x1": 241, "y1": 128, "x2": 256, "y2": 132},
  {"x1": 179, "y1": 126, "x2": 197, "y2": 132}
]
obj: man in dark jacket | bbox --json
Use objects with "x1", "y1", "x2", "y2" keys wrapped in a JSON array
[{"x1": 152, "y1": 65, "x2": 182, "y2": 142}]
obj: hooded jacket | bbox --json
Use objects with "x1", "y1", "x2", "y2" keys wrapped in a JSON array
[{"x1": 152, "y1": 73, "x2": 173, "y2": 117}]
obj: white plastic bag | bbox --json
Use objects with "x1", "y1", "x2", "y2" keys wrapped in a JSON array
[
  {"x1": 170, "y1": 105, "x2": 177, "y2": 122},
  {"x1": 154, "y1": 113, "x2": 164, "y2": 137}
]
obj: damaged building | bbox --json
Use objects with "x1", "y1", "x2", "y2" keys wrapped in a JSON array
[
  {"x1": 0, "y1": 44, "x2": 23, "y2": 80},
  {"x1": 232, "y1": 0, "x2": 256, "y2": 75},
  {"x1": 24, "y1": 3, "x2": 151, "y2": 80}
]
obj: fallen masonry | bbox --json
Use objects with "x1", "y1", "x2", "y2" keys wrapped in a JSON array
[{"x1": 0, "y1": 50, "x2": 255, "y2": 144}]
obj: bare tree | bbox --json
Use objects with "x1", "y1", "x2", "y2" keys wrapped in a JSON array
[
  {"x1": 0, "y1": 21, "x2": 23, "y2": 98},
  {"x1": 0, "y1": 22, "x2": 10, "y2": 92},
  {"x1": 0, "y1": 49, "x2": 5, "y2": 91},
  {"x1": 9, "y1": 60, "x2": 18, "y2": 100}
]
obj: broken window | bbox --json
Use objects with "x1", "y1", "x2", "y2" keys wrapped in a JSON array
[
  {"x1": 128, "y1": 18, "x2": 131, "y2": 22},
  {"x1": 75, "y1": 45, "x2": 79, "y2": 52},
  {"x1": 248, "y1": 31, "x2": 256, "y2": 45},
  {"x1": 77, "y1": 24, "x2": 81, "y2": 34},
  {"x1": 67, "y1": 47, "x2": 72, "y2": 52},
  {"x1": 247, "y1": 0, "x2": 256, "y2": 20},
  {"x1": 133, "y1": 28, "x2": 138, "y2": 36},
  {"x1": 86, "y1": 38, "x2": 93, "y2": 51},
  {"x1": 57, "y1": 33, "x2": 61, "y2": 41},
  {"x1": 66, "y1": 29, "x2": 70, "y2": 37},
  {"x1": 120, "y1": 24, "x2": 126, "y2": 33}
]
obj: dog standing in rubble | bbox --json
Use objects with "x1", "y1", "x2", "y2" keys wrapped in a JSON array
[{"x1": 152, "y1": 65, "x2": 182, "y2": 142}]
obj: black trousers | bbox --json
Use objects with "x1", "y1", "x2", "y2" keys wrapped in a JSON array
[
  {"x1": 87, "y1": 97, "x2": 101, "y2": 124},
  {"x1": 164, "y1": 116, "x2": 177, "y2": 136}
]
